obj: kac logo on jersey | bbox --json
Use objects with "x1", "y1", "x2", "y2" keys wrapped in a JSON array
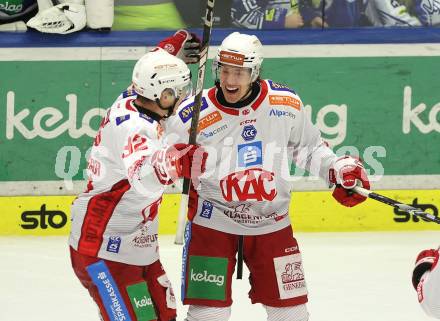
[
  {"x1": 200, "y1": 200, "x2": 213, "y2": 219},
  {"x1": 106, "y1": 236, "x2": 121, "y2": 253},
  {"x1": 241, "y1": 125, "x2": 257, "y2": 141},
  {"x1": 220, "y1": 168, "x2": 277, "y2": 202},
  {"x1": 237, "y1": 141, "x2": 262, "y2": 167}
]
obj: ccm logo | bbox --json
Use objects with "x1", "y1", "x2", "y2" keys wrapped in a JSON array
[
  {"x1": 240, "y1": 119, "x2": 256, "y2": 126},
  {"x1": 285, "y1": 246, "x2": 298, "y2": 253}
]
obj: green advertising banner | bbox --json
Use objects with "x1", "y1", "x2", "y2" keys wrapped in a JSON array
[{"x1": 1, "y1": 47, "x2": 439, "y2": 192}]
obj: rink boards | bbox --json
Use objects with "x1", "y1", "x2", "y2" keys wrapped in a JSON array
[
  {"x1": 1, "y1": 30, "x2": 439, "y2": 236},
  {"x1": 1, "y1": 189, "x2": 439, "y2": 236}
]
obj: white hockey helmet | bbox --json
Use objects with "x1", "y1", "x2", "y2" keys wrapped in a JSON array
[
  {"x1": 132, "y1": 48, "x2": 192, "y2": 101},
  {"x1": 213, "y1": 32, "x2": 263, "y2": 82}
]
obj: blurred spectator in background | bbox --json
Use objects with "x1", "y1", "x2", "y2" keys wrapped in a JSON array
[
  {"x1": 0, "y1": 0, "x2": 37, "y2": 31},
  {"x1": 231, "y1": 0, "x2": 304, "y2": 29},
  {"x1": 368, "y1": 0, "x2": 421, "y2": 26},
  {"x1": 24, "y1": 0, "x2": 113, "y2": 34},
  {"x1": 400, "y1": 0, "x2": 440, "y2": 26},
  {"x1": 174, "y1": 0, "x2": 232, "y2": 28},
  {"x1": 113, "y1": 0, "x2": 184, "y2": 30},
  {"x1": 299, "y1": 0, "x2": 421, "y2": 28}
]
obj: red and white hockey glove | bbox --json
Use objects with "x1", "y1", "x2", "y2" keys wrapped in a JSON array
[
  {"x1": 158, "y1": 29, "x2": 201, "y2": 64},
  {"x1": 412, "y1": 248, "x2": 439, "y2": 289},
  {"x1": 152, "y1": 144, "x2": 207, "y2": 185},
  {"x1": 166, "y1": 144, "x2": 207, "y2": 180},
  {"x1": 329, "y1": 155, "x2": 370, "y2": 207}
]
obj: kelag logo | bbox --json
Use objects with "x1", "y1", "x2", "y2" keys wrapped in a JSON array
[
  {"x1": 0, "y1": 1, "x2": 23, "y2": 13},
  {"x1": 186, "y1": 255, "x2": 227, "y2": 301},
  {"x1": 21, "y1": 204, "x2": 67, "y2": 229},
  {"x1": 6, "y1": 91, "x2": 104, "y2": 140},
  {"x1": 393, "y1": 198, "x2": 438, "y2": 222}
]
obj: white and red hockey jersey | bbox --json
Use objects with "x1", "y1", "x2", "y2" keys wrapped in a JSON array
[
  {"x1": 165, "y1": 79, "x2": 337, "y2": 235},
  {"x1": 417, "y1": 248, "x2": 440, "y2": 319},
  {"x1": 69, "y1": 95, "x2": 173, "y2": 266}
]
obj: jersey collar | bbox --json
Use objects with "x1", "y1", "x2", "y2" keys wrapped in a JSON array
[
  {"x1": 128, "y1": 99, "x2": 162, "y2": 123},
  {"x1": 208, "y1": 79, "x2": 268, "y2": 116}
]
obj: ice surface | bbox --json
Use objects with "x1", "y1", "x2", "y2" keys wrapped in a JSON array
[{"x1": 1, "y1": 231, "x2": 439, "y2": 321}]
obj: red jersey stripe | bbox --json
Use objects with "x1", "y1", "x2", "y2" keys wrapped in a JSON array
[
  {"x1": 252, "y1": 79, "x2": 268, "y2": 111},
  {"x1": 125, "y1": 99, "x2": 137, "y2": 112},
  {"x1": 78, "y1": 179, "x2": 131, "y2": 257}
]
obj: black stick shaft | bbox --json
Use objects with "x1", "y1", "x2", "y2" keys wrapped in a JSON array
[
  {"x1": 182, "y1": 0, "x2": 215, "y2": 195},
  {"x1": 237, "y1": 235, "x2": 244, "y2": 279},
  {"x1": 353, "y1": 186, "x2": 440, "y2": 224}
]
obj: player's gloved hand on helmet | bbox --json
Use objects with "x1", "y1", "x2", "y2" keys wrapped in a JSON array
[
  {"x1": 168, "y1": 143, "x2": 207, "y2": 180},
  {"x1": 157, "y1": 29, "x2": 201, "y2": 64},
  {"x1": 329, "y1": 155, "x2": 370, "y2": 207},
  {"x1": 412, "y1": 248, "x2": 439, "y2": 289}
]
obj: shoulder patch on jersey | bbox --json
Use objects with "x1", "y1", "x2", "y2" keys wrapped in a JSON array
[
  {"x1": 178, "y1": 97, "x2": 209, "y2": 124},
  {"x1": 269, "y1": 95, "x2": 301, "y2": 111},
  {"x1": 115, "y1": 114, "x2": 131, "y2": 126},
  {"x1": 268, "y1": 80, "x2": 296, "y2": 95},
  {"x1": 139, "y1": 113, "x2": 155, "y2": 123},
  {"x1": 195, "y1": 111, "x2": 222, "y2": 133},
  {"x1": 122, "y1": 87, "x2": 137, "y2": 98}
]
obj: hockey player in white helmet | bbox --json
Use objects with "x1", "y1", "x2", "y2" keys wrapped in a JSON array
[
  {"x1": 69, "y1": 33, "x2": 207, "y2": 321},
  {"x1": 165, "y1": 31, "x2": 370, "y2": 321}
]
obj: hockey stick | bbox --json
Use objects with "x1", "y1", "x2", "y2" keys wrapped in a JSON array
[
  {"x1": 174, "y1": 0, "x2": 216, "y2": 244},
  {"x1": 353, "y1": 186, "x2": 440, "y2": 224},
  {"x1": 237, "y1": 236, "x2": 244, "y2": 279}
]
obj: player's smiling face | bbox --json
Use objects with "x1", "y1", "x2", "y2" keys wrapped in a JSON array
[{"x1": 219, "y1": 65, "x2": 252, "y2": 104}]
